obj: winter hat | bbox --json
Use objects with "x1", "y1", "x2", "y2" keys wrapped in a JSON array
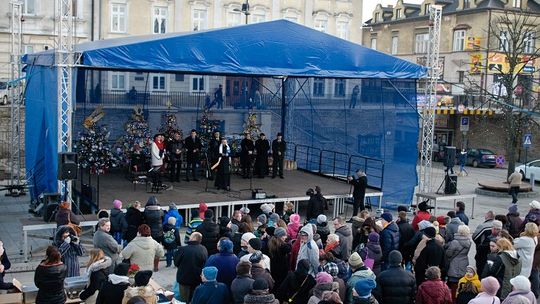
[
  {"x1": 508, "y1": 204, "x2": 519, "y2": 214},
  {"x1": 317, "y1": 214, "x2": 328, "y2": 224},
  {"x1": 269, "y1": 213, "x2": 280, "y2": 224},
  {"x1": 290, "y1": 213, "x2": 300, "y2": 224},
  {"x1": 168, "y1": 203, "x2": 177, "y2": 210},
  {"x1": 261, "y1": 203, "x2": 274, "y2": 214},
  {"x1": 219, "y1": 216, "x2": 230, "y2": 227},
  {"x1": 397, "y1": 205, "x2": 408, "y2": 212},
  {"x1": 252, "y1": 278, "x2": 269, "y2": 291},
  {"x1": 167, "y1": 217, "x2": 177, "y2": 225},
  {"x1": 323, "y1": 262, "x2": 339, "y2": 277},
  {"x1": 354, "y1": 278, "x2": 377, "y2": 298},
  {"x1": 510, "y1": 275, "x2": 531, "y2": 291},
  {"x1": 240, "y1": 206, "x2": 250, "y2": 214},
  {"x1": 381, "y1": 212, "x2": 393, "y2": 222},
  {"x1": 241, "y1": 232, "x2": 256, "y2": 243},
  {"x1": 481, "y1": 277, "x2": 500, "y2": 296},
  {"x1": 249, "y1": 251, "x2": 263, "y2": 264},
  {"x1": 134, "y1": 270, "x2": 153, "y2": 286},
  {"x1": 257, "y1": 214, "x2": 267, "y2": 225},
  {"x1": 348, "y1": 252, "x2": 364, "y2": 268},
  {"x1": 368, "y1": 232, "x2": 380, "y2": 243},
  {"x1": 388, "y1": 250, "x2": 402, "y2": 266},
  {"x1": 424, "y1": 227, "x2": 437, "y2": 238},
  {"x1": 274, "y1": 227, "x2": 287, "y2": 239},
  {"x1": 316, "y1": 272, "x2": 333, "y2": 284},
  {"x1": 113, "y1": 199, "x2": 122, "y2": 209},
  {"x1": 202, "y1": 266, "x2": 218, "y2": 281},
  {"x1": 199, "y1": 202, "x2": 208, "y2": 214},
  {"x1": 219, "y1": 239, "x2": 233, "y2": 254},
  {"x1": 191, "y1": 209, "x2": 199, "y2": 218},
  {"x1": 466, "y1": 265, "x2": 477, "y2": 274},
  {"x1": 425, "y1": 266, "x2": 441, "y2": 280},
  {"x1": 418, "y1": 220, "x2": 433, "y2": 231},
  {"x1": 146, "y1": 196, "x2": 158, "y2": 206},
  {"x1": 447, "y1": 211, "x2": 457, "y2": 218},
  {"x1": 531, "y1": 200, "x2": 540, "y2": 210},
  {"x1": 204, "y1": 209, "x2": 214, "y2": 220},
  {"x1": 248, "y1": 238, "x2": 262, "y2": 251},
  {"x1": 437, "y1": 216, "x2": 446, "y2": 226},
  {"x1": 114, "y1": 263, "x2": 130, "y2": 276},
  {"x1": 492, "y1": 220, "x2": 503, "y2": 230},
  {"x1": 138, "y1": 224, "x2": 151, "y2": 237},
  {"x1": 236, "y1": 261, "x2": 251, "y2": 276},
  {"x1": 418, "y1": 201, "x2": 433, "y2": 211}
]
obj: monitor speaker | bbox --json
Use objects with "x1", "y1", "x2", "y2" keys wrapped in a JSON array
[
  {"x1": 444, "y1": 174, "x2": 458, "y2": 194},
  {"x1": 58, "y1": 152, "x2": 78, "y2": 180},
  {"x1": 444, "y1": 146, "x2": 456, "y2": 167}
]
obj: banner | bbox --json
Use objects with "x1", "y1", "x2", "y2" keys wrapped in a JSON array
[
  {"x1": 465, "y1": 36, "x2": 481, "y2": 50},
  {"x1": 487, "y1": 52, "x2": 536, "y2": 74},
  {"x1": 469, "y1": 53, "x2": 484, "y2": 74}
]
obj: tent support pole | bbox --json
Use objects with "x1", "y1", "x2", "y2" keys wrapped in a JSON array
[{"x1": 281, "y1": 77, "x2": 286, "y2": 136}]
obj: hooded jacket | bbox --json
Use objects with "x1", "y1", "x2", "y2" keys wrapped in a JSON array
[
  {"x1": 445, "y1": 217, "x2": 462, "y2": 243},
  {"x1": 445, "y1": 235, "x2": 471, "y2": 279},
  {"x1": 335, "y1": 224, "x2": 353, "y2": 261},
  {"x1": 143, "y1": 204, "x2": 164, "y2": 241},
  {"x1": 79, "y1": 257, "x2": 112, "y2": 301},
  {"x1": 296, "y1": 225, "x2": 320, "y2": 276},
  {"x1": 457, "y1": 273, "x2": 481, "y2": 296},
  {"x1": 54, "y1": 225, "x2": 85, "y2": 277},
  {"x1": 110, "y1": 208, "x2": 128, "y2": 234},
  {"x1": 514, "y1": 235, "x2": 538, "y2": 277},
  {"x1": 487, "y1": 250, "x2": 522, "y2": 299},
  {"x1": 358, "y1": 241, "x2": 383, "y2": 276},
  {"x1": 121, "y1": 236, "x2": 165, "y2": 271},
  {"x1": 96, "y1": 274, "x2": 130, "y2": 304},
  {"x1": 380, "y1": 222, "x2": 400, "y2": 262},
  {"x1": 205, "y1": 248, "x2": 240, "y2": 287},
  {"x1": 163, "y1": 208, "x2": 183, "y2": 228},
  {"x1": 416, "y1": 279, "x2": 452, "y2": 304}
]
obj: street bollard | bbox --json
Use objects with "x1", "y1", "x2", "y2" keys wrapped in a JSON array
[{"x1": 531, "y1": 173, "x2": 536, "y2": 191}]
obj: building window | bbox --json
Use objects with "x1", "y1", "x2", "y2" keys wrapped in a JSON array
[
  {"x1": 191, "y1": 76, "x2": 205, "y2": 92},
  {"x1": 192, "y1": 9, "x2": 207, "y2": 31},
  {"x1": 252, "y1": 10, "x2": 266, "y2": 23},
  {"x1": 374, "y1": 12, "x2": 379, "y2": 23},
  {"x1": 152, "y1": 7, "x2": 167, "y2": 34},
  {"x1": 110, "y1": 72, "x2": 127, "y2": 91},
  {"x1": 458, "y1": 71, "x2": 465, "y2": 83},
  {"x1": 227, "y1": 8, "x2": 242, "y2": 27},
  {"x1": 453, "y1": 30, "x2": 466, "y2": 51},
  {"x1": 313, "y1": 78, "x2": 325, "y2": 97},
  {"x1": 23, "y1": 0, "x2": 35, "y2": 15},
  {"x1": 463, "y1": 0, "x2": 470, "y2": 9},
  {"x1": 415, "y1": 33, "x2": 429, "y2": 53},
  {"x1": 370, "y1": 38, "x2": 377, "y2": 50},
  {"x1": 314, "y1": 17, "x2": 328, "y2": 33},
  {"x1": 152, "y1": 74, "x2": 167, "y2": 91},
  {"x1": 336, "y1": 21, "x2": 349, "y2": 40},
  {"x1": 391, "y1": 36, "x2": 399, "y2": 55},
  {"x1": 524, "y1": 31, "x2": 535, "y2": 53},
  {"x1": 513, "y1": 0, "x2": 521, "y2": 8},
  {"x1": 424, "y1": 3, "x2": 431, "y2": 14},
  {"x1": 499, "y1": 30, "x2": 509, "y2": 52},
  {"x1": 334, "y1": 79, "x2": 346, "y2": 97},
  {"x1": 111, "y1": 4, "x2": 127, "y2": 33},
  {"x1": 175, "y1": 74, "x2": 184, "y2": 82},
  {"x1": 395, "y1": 9, "x2": 402, "y2": 19}
]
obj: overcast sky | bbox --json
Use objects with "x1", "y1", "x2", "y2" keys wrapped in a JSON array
[{"x1": 363, "y1": 0, "x2": 423, "y2": 22}]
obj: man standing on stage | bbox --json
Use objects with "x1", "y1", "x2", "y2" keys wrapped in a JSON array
[
  {"x1": 347, "y1": 169, "x2": 367, "y2": 222},
  {"x1": 184, "y1": 129, "x2": 202, "y2": 182},
  {"x1": 240, "y1": 133, "x2": 255, "y2": 179},
  {"x1": 272, "y1": 133, "x2": 286, "y2": 179},
  {"x1": 254, "y1": 133, "x2": 270, "y2": 178},
  {"x1": 167, "y1": 131, "x2": 184, "y2": 182},
  {"x1": 208, "y1": 130, "x2": 221, "y2": 181}
]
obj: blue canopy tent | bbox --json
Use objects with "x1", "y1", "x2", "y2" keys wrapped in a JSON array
[{"x1": 23, "y1": 19, "x2": 426, "y2": 205}]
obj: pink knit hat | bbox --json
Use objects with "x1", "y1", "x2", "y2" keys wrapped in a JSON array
[
  {"x1": 316, "y1": 272, "x2": 333, "y2": 284},
  {"x1": 113, "y1": 199, "x2": 122, "y2": 209},
  {"x1": 290, "y1": 214, "x2": 300, "y2": 224},
  {"x1": 481, "y1": 276, "x2": 500, "y2": 296}
]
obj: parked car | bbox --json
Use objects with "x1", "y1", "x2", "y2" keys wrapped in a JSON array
[
  {"x1": 516, "y1": 160, "x2": 540, "y2": 182},
  {"x1": 0, "y1": 80, "x2": 11, "y2": 105},
  {"x1": 465, "y1": 148, "x2": 497, "y2": 168}
]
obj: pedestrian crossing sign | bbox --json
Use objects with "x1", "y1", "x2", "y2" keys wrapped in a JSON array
[{"x1": 523, "y1": 133, "x2": 532, "y2": 148}]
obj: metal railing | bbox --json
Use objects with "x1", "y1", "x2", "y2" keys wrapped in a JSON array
[{"x1": 293, "y1": 144, "x2": 384, "y2": 190}]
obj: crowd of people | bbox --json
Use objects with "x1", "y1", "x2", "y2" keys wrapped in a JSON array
[{"x1": 3, "y1": 193, "x2": 540, "y2": 304}]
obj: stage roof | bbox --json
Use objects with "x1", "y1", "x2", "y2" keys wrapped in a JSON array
[{"x1": 24, "y1": 20, "x2": 426, "y2": 79}]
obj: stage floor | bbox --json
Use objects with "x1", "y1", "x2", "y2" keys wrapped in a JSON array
[{"x1": 80, "y1": 169, "x2": 356, "y2": 208}]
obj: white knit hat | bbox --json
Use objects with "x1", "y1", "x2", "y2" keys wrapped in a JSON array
[{"x1": 510, "y1": 275, "x2": 531, "y2": 291}]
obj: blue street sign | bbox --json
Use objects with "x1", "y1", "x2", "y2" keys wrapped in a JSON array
[{"x1": 523, "y1": 133, "x2": 532, "y2": 148}]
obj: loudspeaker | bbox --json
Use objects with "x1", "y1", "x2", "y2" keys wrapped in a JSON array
[
  {"x1": 444, "y1": 146, "x2": 457, "y2": 168},
  {"x1": 444, "y1": 174, "x2": 458, "y2": 194},
  {"x1": 58, "y1": 152, "x2": 78, "y2": 180}
]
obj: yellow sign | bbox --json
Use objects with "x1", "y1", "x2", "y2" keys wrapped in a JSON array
[
  {"x1": 488, "y1": 52, "x2": 536, "y2": 74},
  {"x1": 469, "y1": 53, "x2": 484, "y2": 74},
  {"x1": 465, "y1": 36, "x2": 481, "y2": 50}
]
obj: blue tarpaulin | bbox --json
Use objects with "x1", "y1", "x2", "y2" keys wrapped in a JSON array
[{"x1": 24, "y1": 20, "x2": 426, "y2": 204}]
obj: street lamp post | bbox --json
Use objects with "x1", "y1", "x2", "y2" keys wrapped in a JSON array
[{"x1": 240, "y1": 0, "x2": 250, "y2": 24}]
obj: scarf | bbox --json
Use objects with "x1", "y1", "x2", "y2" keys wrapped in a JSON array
[{"x1": 155, "y1": 139, "x2": 165, "y2": 151}]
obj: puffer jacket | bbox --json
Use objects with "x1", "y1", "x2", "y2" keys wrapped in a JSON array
[
  {"x1": 445, "y1": 235, "x2": 471, "y2": 279},
  {"x1": 514, "y1": 235, "x2": 537, "y2": 277},
  {"x1": 34, "y1": 262, "x2": 67, "y2": 304},
  {"x1": 335, "y1": 225, "x2": 353, "y2": 261},
  {"x1": 110, "y1": 208, "x2": 128, "y2": 234},
  {"x1": 122, "y1": 285, "x2": 157, "y2": 304},
  {"x1": 487, "y1": 250, "x2": 522, "y2": 299},
  {"x1": 297, "y1": 225, "x2": 320, "y2": 276},
  {"x1": 457, "y1": 273, "x2": 481, "y2": 295},
  {"x1": 380, "y1": 222, "x2": 400, "y2": 262},
  {"x1": 358, "y1": 241, "x2": 383, "y2": 276},
  {"x1": 120, "y1": 236, "x2": 165, "y2": 271},
  {"x1": 195, "y1": 219, "x2": 221, "y2": 255},
  {"x1": 125, "y1": 206, "x2": 143, "y2": 242},
  {"x1": 143, "y1": 205, "x2": 164, "y2": 241},
  {"x1": 416, "y1": 279, "x2": 452, "y2": 304},
  {"x1": 373, "y1": 264, "x2": 416, "y2": 304}
]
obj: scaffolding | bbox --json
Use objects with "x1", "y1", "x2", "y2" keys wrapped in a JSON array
[{"x1": 418, "y1": 5, "x2": 442, "y2": 193}]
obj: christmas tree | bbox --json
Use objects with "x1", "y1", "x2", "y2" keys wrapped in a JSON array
[
  {"x1": 115, "y1": 106, "x2": 151, "y2": 165},
  {"x1": 198, "y1": 108, "x2": 220, "y2": 151},
  {"x1": 243, "y1": 112, "x2": 262, "y2": 139},
  {"x1": 158, "y1": 112, "x2": 182, "y2": 140}
]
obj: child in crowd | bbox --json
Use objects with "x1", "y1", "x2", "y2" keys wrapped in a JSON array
[{"x1": 287, "y1": 214, "x2": 301, "y2": 240}]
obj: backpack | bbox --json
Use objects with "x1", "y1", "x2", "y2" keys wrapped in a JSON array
[{"x1": 164, "y1": 228, "x2": 176, "y2": 244}]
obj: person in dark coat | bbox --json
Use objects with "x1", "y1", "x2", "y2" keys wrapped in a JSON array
[
  {"x1": 96, "y1": 263, "x2": 130, "y2": 304},
  {"x1": 240, "y1": 133, "x2": 255, "y2": 178},
  {"x1": 397, "y1": 211, "x2": 416, "y2": 264},
  {"x1": 143, "y1": 196, "x2": 164, "y2": 243},
  {"x1": 316, "y1": 215, "x2": 331, "y2": 246},
  {"x1": 208, "y1": 130, "x2": 221, "y2": 181},
  {"x1": 507, "y1": 204, "x2": 523, "y2": 238},
  {"x1": 414, "y1": 227, "x2": 445, "y2": 286},
  {"x1": 34, "y1": 246, "x2": 67, "y2": 304},
  {"x1": 358, "y1": 232, "x2": 383, "y2": 276},
  {"x1": 125, "y1": 201, "x2": 144, "y2": 243},
  {"x1": 214, "y1": 138, "x2": 232, "y2": 191},
  {"x1": 167, "y1": 131, "x2": 184, "y2": 182},
  {"x1": 191, "y1": 266, "x2": 232, "y2": 304},
  {"x1": 347, "y1": 170, "x2": 367, "y2": 221},
  {"x1": 380, "y1": 213, "x2": 400, "y2": 270},
  {"x1": 244, "y1": 278, "x2": 280, "y2": 304},
  {"x1": 455, "y1": 201, "x2": 469, "y2": 225},
  {"x1": 267, "y1": 227, "x2": 291, "y2": 290},
  {"x1": 54, "y1": 225, "x2": 84, "y2": 277},
  {"x1": 205, "y1": 239, "x2": 240, "y2": 288},
  {"x1": 254, "y1": 133, "x2": 270, "y2": 178},
  {"x1": 55, "y1": 201, "x2": 80, "y2": 226},
  {"x1": 196, "y1": 209, "x2": 221, "y2": 255},
  {"x1": 184, "y1": 129, "x2": 202, "y2": 181},
  {"x1": 271, "y1": 133, "x2": 286, "y2": 179},
  {"x1": 163, "y1": 217, "x2": 181, "y2": 267},
  {"x1": 306, "y1": 188, "x2": 326, "y2": 222},
  {"x1": 174, "y1": 232, "x2": 208, "y2": 303},
  {"x1": 276, "y1": 259, "x2": 316, "y2": 304},
  {"x1": 0, "y1": 241, "x2": 13, "y2": 290},
  {"x1": 231, "y1": 261, "x2": 255, "y2": 304},
  {"x1": 373, "y1": 250, "x2": 416, "y2": 304},
  {"x1": 110, "y1": 199, "x2": 128, "y2": 245},
  {"x1": 79, "y1": 249, "x2": 112, "y2": 303}
]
